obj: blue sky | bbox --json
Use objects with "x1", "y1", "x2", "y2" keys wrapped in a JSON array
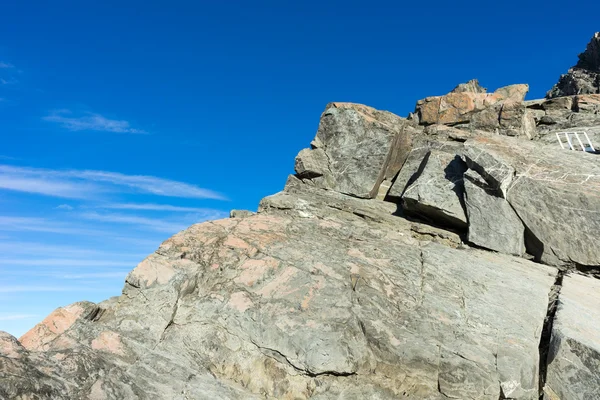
[{"x1": 0, "y1": 1, "x2": 597, "y2": 336}]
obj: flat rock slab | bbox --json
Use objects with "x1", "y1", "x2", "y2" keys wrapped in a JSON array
[
  {"x1": 1, "y1": 182, "x2": 557, "y2": 399},
  {"x1": 544, "y1": 274, "x2": 600, "y2": 400},
  {"x1": 464, "y1": 135, "x2": 600, "y2": 268},
  {"x1": 464, "y1": 169, "x2": 526, "y2": 256},
  {"x1": 402, "y1": 149, "x2": 468, "y2": 229}
]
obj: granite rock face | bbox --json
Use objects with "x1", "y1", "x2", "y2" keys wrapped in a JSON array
[
  {"x1": 294, "y1": 102, "x2": 414, "y2": 199},
  {"x1": 463, "y1": 169, "x2": 526, "y2": 256},
  {"x1": 414, "y1": 80, "x2": 536, "y2": 138},
  {"x1": 1, "y1": 182, "x2": 557, "y2": 400},
  {"x1": 544, "y1": 274, "x2": 600, "y2": 400},
  {"x1": 547, "y1": 33, "x2": 600, "y2": 98},
  {"x1": 402, "y1": 150, "x2": 468, "y2": 230},
  {"x1": 464, "y1": 135, "x2": 600, "y2": 268}
]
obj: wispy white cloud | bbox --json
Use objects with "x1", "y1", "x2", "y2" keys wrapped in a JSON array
[
  {"x1": 0, "y1": 314, "x2": 38, "y2": 321},
  {"x1": 61, "y1": 272, "x2": 128, "y2": 279},
  {"x1": 55, "y1": 204, "x2": 74, "y2": 210},
  {"x1": 79, "y1": 211, "x2": 218, "y2": 233},
  {"x1": 100, "y1": 202, "x2": 223, "y2": 213},
  {"x1": 0, "y1": 241, "x2": 147, "y2": 258},
  {"x1": 0, "y1": 216, "x2": 105, "y2": 235},
  {"x1": 43, "y1": 109, "x2": 147, "y2": 134},
  {"x1": 0, "y1": 285, "x2": 104, "y2": 293},
  {"x1": 0, "y1": 259, "x2": 135, "y2": 267},
  {"x1": 0, "y1": 170, "x2": 100, "y2": 199},
  {"x1": 0, "y1": 164, "x2": 226, "y2": 200},
  {"x1": 0, "y1": 62, "x2": 14, "y2": 68}
]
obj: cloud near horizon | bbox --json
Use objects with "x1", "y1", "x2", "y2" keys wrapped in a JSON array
[
  {"x1": 0, "y1": 164, "x2": 227, "y2": 200},
  {"x1": 43, "y1": 109, "x2": 148, "y2": 134}
]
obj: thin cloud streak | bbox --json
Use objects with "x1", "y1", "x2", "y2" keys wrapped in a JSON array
[
  {"x1": 0, "y1": 259, "x2": 137, "y2": 267},
  {"x1": 79, "y1": 212, "x2": 197, "y2": 233},
  {"x1": 44, "y1": 109, "x2": 147, "y2": 134},
  {"x1": 102, "y1": 202, "x2": 225, "y2": 213},
  {"x1": 0, "y1": 314, "x2": 38, "y2": 321},
  {"x1": 61, "y1": 272, "x2": 128, "y2": 279},
  {"x1": 0, "y1": 241, "x2": 148, "y2": 259},
  {"x1": 0, "y1": 285, "x2": 105, "y2": 293},
  {"x1": 0, "y1": 164, "x2": 226, "y2": 200},
  {"x1": 0, "y1": 216, "x2": 106, "y2": 236},
  {"x1": 0, "y1": 62, "x2": 14, "y2": 68}
]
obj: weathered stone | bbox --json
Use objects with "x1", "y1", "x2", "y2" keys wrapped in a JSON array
[
  {"x1": 494, "y1": 84, "x2": 529, "y2": 103},
  {"x1": 463, "y1": 169, "x2": 525, "y2": 256},
  {"x1": 402, "y1": 150, "x2": 468, "y2": 229},
  {"x1": 19, "y1": 301, "x2": 98, "y2": 351},
  {"x1": 573, "y1": 93, "x2": 600, "y2": 113},
  {"x1": 499, "y1": 101, "x2": 538, "y2": 139},
  {"x1": 415, "y1": 82, "x2": 531, "y2": 137},
  {"x1": 547, "y1": 33, "x2": 600, "y2": 98},
  {"x1": 387, "y1": 146, "x2": 430, "y2": 200},
  {"x1": 451, "y1": 79, "x2": 487, "y2": 94},
  {"x1": 463, "y1": 139, "x2": 516, "y2": 198},
  {"x1": 1, "y1": 180, "x2": 557, "y2": 399},
  {"x1": 465, "y1": 135, "x2": 600, "y2": 267},
  {"x1": 296, "y1": 102, "x2": 412, "y2": 198},
  {"x1": 294, "y1": 147, "x2": 329, "y2": 178},
  {"x1": 230, "y1": 209, "x2": 255, "y2": 218},
  {"x1": 542, "y1": 96, "x2": 574, "y2": 111},
  {"x1": 544, "y1": 273, "x2": 600, "y2": 400}
]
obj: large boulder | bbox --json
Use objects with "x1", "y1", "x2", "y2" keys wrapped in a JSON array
[
  {"x1": 464, "y1": 135, "x2": 600, "y2": 268},
  {"x1": 415, "y1": 81, "x2": 533, "y2": 136},
  {"x1": 547, "y1": 32, "x2": 600, "y2": 98},
  {"x1": 293, "y1": 102, "x2": 414, "y2": 198},
  {"x1": 544, "y1": 273, "x2": 600, "y2": 400},
  {"x1": 463, "y1": 169, "x2": 526, "y2": 256},
  {"x1": 415, "y1": 81, "x2": 538, "y2": 139},
  {"x1": 401, "y1": 149, "x2": 468, "y2": 229}
]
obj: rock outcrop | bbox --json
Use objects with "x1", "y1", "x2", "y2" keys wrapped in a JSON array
[
  {"x1": 548, "y1": 32, "x2": 600, "y2": 98},
  {"x1": 544, "y1": 274, "x2": 600, "y2": 399},
  {"x1": 414, "y1": 79, "x2": 537, "y2": 139},
  {"x1": 2, "y1": 36, "x2": 600, "y2": 400}
]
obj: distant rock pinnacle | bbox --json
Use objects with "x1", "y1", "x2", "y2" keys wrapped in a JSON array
[{"x1": 547, "y1": 32, "x2": 600, "y2": 98}]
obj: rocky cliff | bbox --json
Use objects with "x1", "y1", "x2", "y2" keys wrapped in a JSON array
[{"x1": 1, "y1": 34, "x2": 600, "y2": 400}]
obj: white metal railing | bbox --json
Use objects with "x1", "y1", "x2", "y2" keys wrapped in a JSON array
[{"x1": 555, "y1": 132, "x2": 596, "y2": 153}]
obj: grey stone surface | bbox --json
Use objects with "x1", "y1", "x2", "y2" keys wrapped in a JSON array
[
  {"x1": 295, "y1": 102, "x2": 413, "y2": 199},
  {"x1": 544, "y1": 274, "x2": 600, "y2": 400},
  {"x1": 414, "y1": 82, "x2": 535, "y2": 138},
  {"x1": 463, "y1": 169, "x2": 526, "y2": 256},
  {"x1": 402, "y1": 150, "x2": 468, "y2": 229},
  {"x1": 230, "y1": 209, "x2": 255, "y2": 218},
  {"x1": 451, "y1": 78, "x2": 487, "y2": 94},
  {"x1": 387, "y1": 146, "x2": 430, "y2": 200},
  {"x1": 294, "y1": 147, "x2": 330, "y2": 178},
  {"x1": 0, "y1": 179, "x2": 558, "y2": 399},
  {"x1": 464, "y1": 135, "x2": 600, "y2": 268}
]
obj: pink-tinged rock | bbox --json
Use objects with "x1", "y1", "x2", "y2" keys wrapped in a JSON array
[
  {"x1": 256, "y1": 266, "x2": 298, "y2": 297},
  {"x1": 19, "y1": 301, "x2": 95, "y2": 351},
  {"x1": 0, "y1": 331, "x2": 24, "y2": 358},
  {"x1": 91, "y1": 331, "x2": 125, "y2": 356},
  {"x1": 573, "y1": 93, "x2": 600, "y2": 113},
  {"x1": 415, "y1": 82, "x2": 530, "y2": 132},
  {"x1": 235, "y1": 256, "x2": 280, "y2": 287},
  {"x1": 228, "y1": 292, "x2": 254, "y2": 312}
]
